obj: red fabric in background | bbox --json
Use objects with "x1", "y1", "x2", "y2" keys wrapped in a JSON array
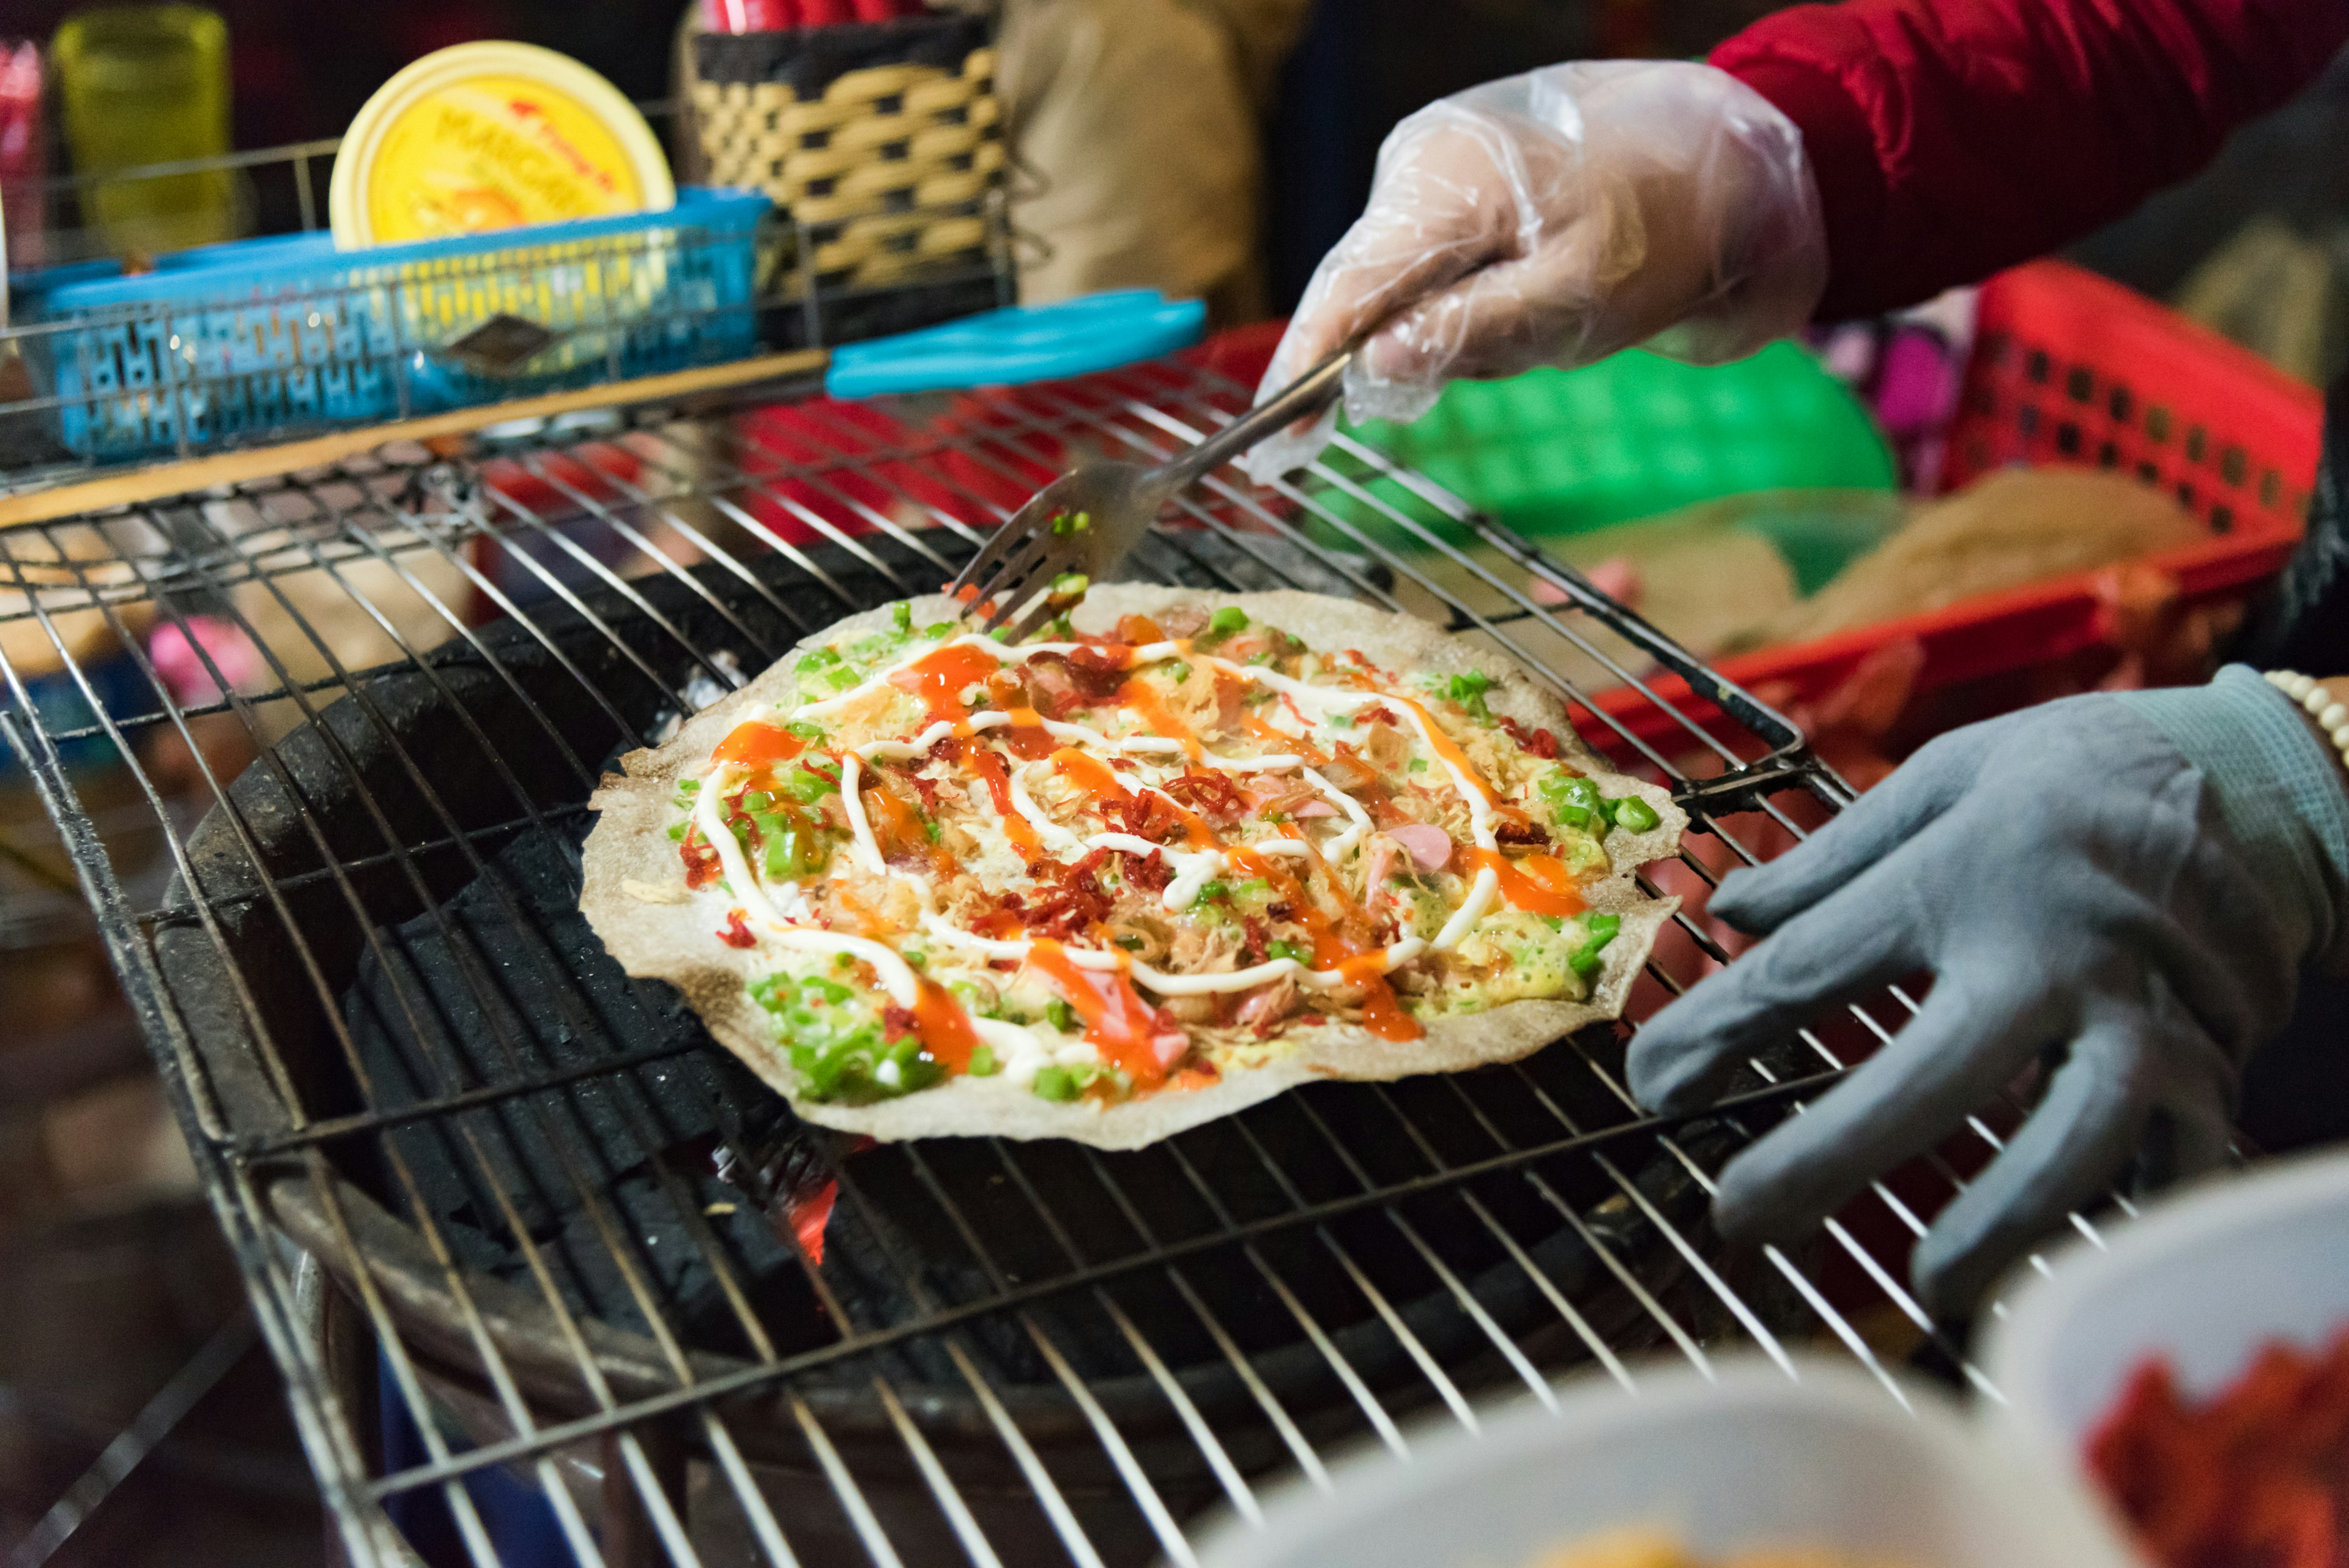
[{"x1": 1713, "y1": 0, "x2": 2349, "y2": 321}]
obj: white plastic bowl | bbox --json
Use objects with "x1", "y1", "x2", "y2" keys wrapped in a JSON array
[
  {"x1": 1192, "y1": 1357, "x2": 2139, "y2": 1568},
  {"x1": 1978, "y1": 1148, "x2": 2349, "y2": 1495}
]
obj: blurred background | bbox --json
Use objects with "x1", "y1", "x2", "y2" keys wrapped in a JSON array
[{"x1": 0, "y1": 2, "x2": 2343, "y2": 1564}]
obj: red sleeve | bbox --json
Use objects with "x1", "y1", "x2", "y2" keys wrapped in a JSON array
[{"x1": 1712, "y1": 0, "x2": 2349, "y2": 320}]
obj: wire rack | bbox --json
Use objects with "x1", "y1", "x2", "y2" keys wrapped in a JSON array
[{"x1": 0, "y1": 345, "x2": 2096, "y2": 1567}]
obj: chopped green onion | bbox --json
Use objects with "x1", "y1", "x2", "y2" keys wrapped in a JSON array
[
  {"x1": 739, "y1": 789, "x2": 776, "y2": 812},
  {"x1": 1609, "y1": 796, "x2": 1661, "y2": 833},
  {"x1": 1568, "y1": 913, "x2": 1624, "y2": 980},
  {"x1": 667, "y1": 823, "x2": 686, "y2": 841},
  {"x1": 1050, "y1": 571, "x2": 1090, "y2": 596},
  {"x1": 1195, "y1": 879, "x2": 1230, "y2": 903},
  {"x1": 967, "y1": 1042, "x2": 1000, "y2": 1077},
  {"x1": 1204, "y1": 606, "x2": 1249, "y2": 641},
  {"x1": 785, "y1": 719, "x2": 826, "y2": 741},
  {"x1": 1266, "y1": 939, "x2": 1308, "y2": 963},
  {"x1": 762, "y1": 820, "x2": 827, "y2": 879},
  {"x1": 1408, "y1": 757, "x2": 1429, "y2": 773},
  {"x1": 1163, "y1": 660, "x2": 1192, "y2": 683},
  {"x1": 924, "y1": 621, "x2": 957, "y2": 639},
  {"x1": 1430, "y1": 669, "x2": 1495, "y2": 721},
  {"x1": 1032, "y1": 1065, "x2": 1078, "y2": 1101},
  {"x1": 1540, "y1": 771, "x2": 1605, "y2": 832},
  {"x1": 784, "y1": 764, "x2": 840, "y2": 804},
  {"x1": 1045, "y1": 997, "x2": 1078, "y2": 1033},
  {"x1": 891, "y1": 601, "x2": 913, "y2": 632}
]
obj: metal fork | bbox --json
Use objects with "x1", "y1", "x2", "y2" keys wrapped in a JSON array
[{"x1": 946, "y1": 346, "x2": 1355, "y2": 639}]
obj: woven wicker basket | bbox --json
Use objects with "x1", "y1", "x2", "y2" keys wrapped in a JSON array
[{"x1": 691, "y1": 17, "x2": 1004, "y2": 293}]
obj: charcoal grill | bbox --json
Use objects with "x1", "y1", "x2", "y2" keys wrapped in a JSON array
[{"x1": 0, "y1": 343, "x2": 2105, "y2": 1567}]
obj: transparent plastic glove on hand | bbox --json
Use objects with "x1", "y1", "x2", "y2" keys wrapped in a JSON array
[
  {"x1": 1243, "y1": 59, "x2": 1827, "y2": 483},
  {"x1": 1627, "y1": 674, "x2": 2349, "y2": 1317}
]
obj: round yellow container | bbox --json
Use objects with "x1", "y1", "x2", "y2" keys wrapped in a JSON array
[{"x1": 329, "y1": 41, "x2": 674, "y2": 250}]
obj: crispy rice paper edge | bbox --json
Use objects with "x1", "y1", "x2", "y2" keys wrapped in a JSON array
[{"x1": 581, "y1": 584, "x2": 1683, "y2": 1151}]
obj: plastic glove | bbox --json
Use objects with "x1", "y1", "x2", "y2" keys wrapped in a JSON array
[
  {"x1": 1243, "y1": 59, "x2": 1827, "y2": 483},
  {"x1": 1627, "y1": 669, "x2": 2349, "y2": 1316}
]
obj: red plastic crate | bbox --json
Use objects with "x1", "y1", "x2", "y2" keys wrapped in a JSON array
[{"x1": 1594, "y1": 261, "x2": 2326, "y2": 746}]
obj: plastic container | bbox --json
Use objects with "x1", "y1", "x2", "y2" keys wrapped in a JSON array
[
  {"x1": 328, "y1": 42, "x2": 674, "y2": 249},
  {"x1": 1978, "y1": 1149, "x2": 2349, "y2": 1505},
  {"x1": 1192, "y1": 1358, "x2": 2140, "y2": 1568},
  {"x1": 1313, "y1": 340, "x2": 1898, "y2": 547},
  {"x1": 51, "y1": 5, "x2": 239, "y2": 256},
  {"x1": 12, "y1": 187, "x2": 765, "y2": 461},
  {"x1": 1587, "y1": 261, "x2": 2326, "y2": 750}
]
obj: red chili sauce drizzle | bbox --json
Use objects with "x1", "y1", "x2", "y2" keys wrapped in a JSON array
[
  {"x1": 1022, "y1": 938, "x2": 1184, "y2": 1089},
  {"x1": 883, "y1": 981, "x2": 982, "y2": 1075}
]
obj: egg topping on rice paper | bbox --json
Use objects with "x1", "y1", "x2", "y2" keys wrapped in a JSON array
[{"x1": 582, "y1": 585, "x2": 1685, "y2": 1150}]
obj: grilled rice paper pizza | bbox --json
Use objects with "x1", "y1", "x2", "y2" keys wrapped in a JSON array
[{"x1": 582, "y1": 585, "x2": 1685, "y2": 1150}]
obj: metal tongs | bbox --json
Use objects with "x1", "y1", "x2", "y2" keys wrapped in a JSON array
[{"x1": 946, "y1": 346, "x2": 1355, "y2": 639}]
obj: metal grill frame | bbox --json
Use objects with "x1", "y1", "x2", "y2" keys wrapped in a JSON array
[{"x1": 0, "y1": 348, "x2": 2114, "y2": 1567}]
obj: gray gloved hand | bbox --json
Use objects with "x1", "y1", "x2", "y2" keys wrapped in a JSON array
[{"x1": 1627, "y1": 667, "x2": 2349, "y2": 1316}]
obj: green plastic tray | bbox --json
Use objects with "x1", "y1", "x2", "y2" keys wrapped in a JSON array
[{"x1": 1310, "y1": 341, "x2": 1897, "y2": 546}]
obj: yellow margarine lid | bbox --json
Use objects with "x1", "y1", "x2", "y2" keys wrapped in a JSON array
[{"x1": 329, "y1": 41, "x2": 674, "y2": 250}]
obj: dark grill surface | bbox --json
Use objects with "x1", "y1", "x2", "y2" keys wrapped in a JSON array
[{"x1": 0, "y1": 349, "x2": 2066, "y2": 1566}]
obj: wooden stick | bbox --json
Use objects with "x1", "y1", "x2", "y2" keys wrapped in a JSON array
[{"x1": 0, "y1": 348, "x2": 832, "y2": 529}]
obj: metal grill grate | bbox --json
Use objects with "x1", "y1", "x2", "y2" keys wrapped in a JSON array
[{"x1": 0, "y1": 347, "x2": 2090, "y2": 1567}]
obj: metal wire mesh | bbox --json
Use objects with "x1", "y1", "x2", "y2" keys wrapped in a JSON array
[{"x1": 0, "y1": 347, "x2": 2083, "y2": 1566}]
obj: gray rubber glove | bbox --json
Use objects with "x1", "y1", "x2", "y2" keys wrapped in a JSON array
[{"x1": 1628, "y1": 667, "x2": 2349, "y2": 1316}]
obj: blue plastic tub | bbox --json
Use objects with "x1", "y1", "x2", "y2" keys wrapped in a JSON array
[{"x1": 11, "y1": 187, "x2": 769, "y2": 463}]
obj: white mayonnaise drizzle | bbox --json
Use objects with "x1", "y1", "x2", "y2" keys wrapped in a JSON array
[
  {"x1": 692, "y1": 761, "x2": 917, "y2": 998},
  {"x1": 837, "y1": 752, "x2": 886, "y2": 877},
  {"x1": 917, "y1": 913, "x2": 1430, "y2": 997},
  {"x1": 795, "y1": 633, "x2": 1181, "y2": 723},
  {"x1": 1160, "y1": 849, "x2": 1225, "y2": 910},
  {"x1": 1386, "y1": 696, "x2": 1502, "y2": 951},
  {"x1": 698, "y1": 627, "x2": 1538, "y2": 1013},
  {"x1": 771, "y1": 929, "x2": 921, "y2": 1008},
  {"x1": 1298, "y1": 764, "x2": 1375, "y2": 861},
  {"x1": 1010, "y1": 765, "x2": 1088, "y2": 856},
  {"x1": 970, "y1": 1015, "x2": 1056, "y2": 1087}
]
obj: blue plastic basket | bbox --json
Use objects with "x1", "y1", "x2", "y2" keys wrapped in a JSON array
[{"x1": 12, "y1": 188, "x2": 769, "y2": 463}]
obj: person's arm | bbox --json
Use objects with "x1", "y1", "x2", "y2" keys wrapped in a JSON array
[{"x1": 1714, "y1": 0, "x2": 2349, "y2": 321}]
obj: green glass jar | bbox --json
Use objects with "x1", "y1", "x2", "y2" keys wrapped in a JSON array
[{"x1": 52, "y1": 5, "x2": 239, "y2": 256}]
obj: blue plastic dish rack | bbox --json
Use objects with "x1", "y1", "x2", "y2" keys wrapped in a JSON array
[{"x1": 12, "y1": 187, "x2": 769, "y2": 464}]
